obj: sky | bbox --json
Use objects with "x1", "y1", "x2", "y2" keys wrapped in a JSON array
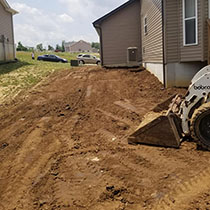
[{"x1": 8, "y1": 0, "x2": 128, "y2": 48}]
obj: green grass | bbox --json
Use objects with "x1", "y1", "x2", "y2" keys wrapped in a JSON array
[{"x1": 0, "y1": 51, "x2": 99, "y2": 103}]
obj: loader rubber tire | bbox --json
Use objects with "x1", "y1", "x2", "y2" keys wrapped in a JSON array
[{"x1": 190, "y1": 102, "x2": 210, "y2": 150}]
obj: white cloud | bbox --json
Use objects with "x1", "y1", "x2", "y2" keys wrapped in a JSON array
[
  {"x1": 10, "y1": 0, "x2": 127, "y2": 47},
  {"x1": 59, "y1": 13, "x2": 74, "y2": 23},
  {"x1": 58, "y1": 0, "x2": 125, "y2": 21},
  {"x1": 11, "y1": 2, "x2": 75, "y2": 47}
]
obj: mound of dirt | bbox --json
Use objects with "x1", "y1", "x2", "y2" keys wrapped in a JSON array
[{"x1": 0, "y1": 66, "x2": 209, "y2": 210}]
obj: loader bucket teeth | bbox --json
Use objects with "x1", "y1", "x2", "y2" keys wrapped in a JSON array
[{"x1": 128, "y1": 112, "x2": 181, "y2": 148}]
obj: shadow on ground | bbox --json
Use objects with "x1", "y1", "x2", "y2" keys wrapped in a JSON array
[{"x1": 0, "y1": 61, "x2": 32, "y2": 75}]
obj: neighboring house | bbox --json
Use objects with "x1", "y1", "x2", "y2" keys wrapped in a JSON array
[
  {"x1": 93, "y1": 0, "x2": 141, "y2": 67},
  {"x1": 64, "y1": 41, "x2": 76, "y2": 52},
  {"x1": 64, "y1": 40, "x2": 92, "y2": 53},
  {"x1": 94, "y1": 0, "x2": 209, "y2": 87},
  {"x1": 0, "y1": 0, "x2": 18, "y2": 63}
]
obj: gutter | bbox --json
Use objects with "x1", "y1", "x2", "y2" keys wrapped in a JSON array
[
  {"x1": 6, "y1": 8, "x2": 18, "y2": 15},
  {"x1": 161, "y1": 0, "x2": 166, "y2": 88},
  {"x1": 1, "y1": 0, "x2": 18, "y2": 15}
]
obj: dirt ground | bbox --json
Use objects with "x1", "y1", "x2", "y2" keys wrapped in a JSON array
[{"x1": 1, "y1": 66, "x2": 210, "y2": 210}]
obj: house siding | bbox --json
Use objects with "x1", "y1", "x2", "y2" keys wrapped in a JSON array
[
  {"x1": 70, "y1": 41, "x2": 92, "y2": 52},
  {"x1": 162, "y1": 0, "x2": 208, "y2": 63},
  {"x1": 101, "y1": 0, "x2": 141, "y2": 66},
  {"x1": 179, "y1": 0, "x2": 206, "y2": 62},
  {"x1": 65, "y1": 41, "x2": 92, "y2": 53},
  {"x1": 203, "y1": 0, "x2": 208, "y2": 61},
  {"x1": 164, "y1": 0, "x2": 208, "y2": 87},
  {"x1": 0, "y1": 2, "x2": 14, "y2": 44},
  {"x1": 164, "y1": 0, "x2": 179, "y2": 63},
  {"x1": 0, "y1": 1, "x2": 15, "y2": 62},
  {"x1": 141, "y1": 0, "x2": 163, "y2": 63}
]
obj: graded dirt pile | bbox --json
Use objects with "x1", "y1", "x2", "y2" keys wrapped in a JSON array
[{"x1": 0, "y1": 66, "x2": 210, "y2": 210}]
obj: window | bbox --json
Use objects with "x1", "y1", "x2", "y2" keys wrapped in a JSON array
[
  {"x1": 83, "y1": 55, "x2": 90, "y2": 58},
  {"x1": 144, "y1": 16, "x2": 148, "y2": 35},
  {"x1": 183, "y1": 0, "x2": 198, "y2": 45}
]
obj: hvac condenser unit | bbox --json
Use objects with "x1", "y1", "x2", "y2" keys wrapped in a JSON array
[{"x1": 127, "y1": 47, "x2": 138, "y2": 64}]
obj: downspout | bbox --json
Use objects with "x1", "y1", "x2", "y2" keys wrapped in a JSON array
[
  {"x1": 161, "y1": 0, "x2": 166, "y2": 88},
  {"x1": 209, "y1": 0, "x2": 210, "y2": 18},
  {"x1": 11, "y1": 15, "x2": 16, "y2": 59}
]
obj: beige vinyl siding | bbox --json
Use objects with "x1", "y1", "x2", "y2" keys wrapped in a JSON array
[
  {"x1": 141, "y1": 0, "x2": 163, "y2": 63},
  {"x1": 70, "y1": 41, "x2": 92, "y2": 52},
  {"x1": 164, "y1": 0, "x2": 179, "y2": 63},
  {"x1": 165, "y1": 0, "x2": 208, "y2": 63},
  {"x1": 101, "y1": 0, "x2": 141, "y2": 66},
  {"x1": 203, "y1": 0, "x2": 208, "y2": 61},
  {"x1": 0, "y1": 2, "x2": 14, "y2": 44},
  {"x1": 179, "y1": 0, "x2": 204, "y2": 62}
]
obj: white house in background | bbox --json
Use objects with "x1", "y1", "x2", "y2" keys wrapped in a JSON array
[
  {"x1": 64, "y1": 40, "x2": 92, "y2": 53},
  {"x1": 0, "y1": 0, "x2": 18, "y2": 63}
]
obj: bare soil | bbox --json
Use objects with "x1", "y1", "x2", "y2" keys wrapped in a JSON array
[{"x1": 0, "y1": 66, "x2": 210, "y2": 210}]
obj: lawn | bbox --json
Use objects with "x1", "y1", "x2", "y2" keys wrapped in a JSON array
[{"x1": 0, "y1": 51, "x2": 96, "y2": 103}]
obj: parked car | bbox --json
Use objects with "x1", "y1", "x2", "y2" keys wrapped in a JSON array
[
  {"x1": 77, "y1": 54, "x2": 84, "y2": 58},
  {"x1": 37, "y1": 54, "x2": 68, "y2": 63},
  {"x1": 77, "y1": 54, "x2": 100, "y2": 65}
]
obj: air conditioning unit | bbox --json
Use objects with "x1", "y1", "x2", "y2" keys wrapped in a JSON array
[{"x1": 127, "y1": 47, "x2": 138, "y2": 64}]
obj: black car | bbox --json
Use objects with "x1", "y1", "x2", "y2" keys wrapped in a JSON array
[{"x1": 37, "y1": 54, "x2": 68, "y2": 63}]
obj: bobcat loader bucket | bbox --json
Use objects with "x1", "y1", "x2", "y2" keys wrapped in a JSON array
[{"x1": 128, "y1": 96, "x2": 183, "y2": 148}]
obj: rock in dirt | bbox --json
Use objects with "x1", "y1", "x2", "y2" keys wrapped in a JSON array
[{"x1": 0, "y1": 143, "x2": 9, "y2": 150}]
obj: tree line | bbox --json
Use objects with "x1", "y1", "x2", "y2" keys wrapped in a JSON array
[{"x1": 17, "y1": 41, "x2": 100, "y2": 52}]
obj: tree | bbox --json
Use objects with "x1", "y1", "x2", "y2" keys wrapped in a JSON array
[
  {"x1": 62, "y1": 40, "x2": 65, "y2": 52},
  {"x1": 36, "y1": 43, "x2": 43, "y2": 51},
  {"x1": 48, "y1": 45, "x2": 54, "y2": 51},
  {"x1": 55, "y1": 44, "x2": 62, "y2": 51},
  {"x1": 16, "y1": 41, "x2": 28, "y2": 51},
  {"x1": 91, "y1": 42, "x2": 100, "y2": 50}
]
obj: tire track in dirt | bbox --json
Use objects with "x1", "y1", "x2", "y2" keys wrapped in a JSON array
[
  {"x1": 152, "y1": 167, "x2": 210, "y2": 210},
  {"x1": 0, "y1": 118, "x2": 61, "y2": 209},
  {"x1": 51, "y1": 153, "x2": 105, "y2": 209},
  {"x1": 0, "y1": 204, "x2": 5, "y2": 210}
]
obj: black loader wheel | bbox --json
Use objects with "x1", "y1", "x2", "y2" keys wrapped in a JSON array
[{"x1": 191, "y1": 102, "x2": 210, "y2": 150}]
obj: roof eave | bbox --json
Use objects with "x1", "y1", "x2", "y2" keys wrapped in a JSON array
[
  {"x1": 6, "y1": 8, "x2": 18, "y2": 15},
  {"x1": 1, "y1": 0, "x2": 18, "y2": 15}
]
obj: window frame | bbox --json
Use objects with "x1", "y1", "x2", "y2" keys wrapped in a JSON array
[
  {"x1": 144, "y1": 16, "x2": 148, "y2": 35},
  {"x1": 183, "y1": 0, "x2": 198, "y2": 46}
]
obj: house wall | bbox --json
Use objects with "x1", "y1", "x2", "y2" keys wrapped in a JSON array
[
  {"x1": 144, "y1": 63, "x2": 164, "y2": 82},
  {"x1": 141, "y1": 0, "x2": 163, "y2": 63},
  {"x1": 203, "y1": 0, "x2": 208, "y2": 61},
  {"x1": 141, "y1": 0, "x2": 164, "y2": 83},
  {"x1": 165, "y1": 62, "x2": 207, "y2": 87},
  {"x1": 164, "y1": 0, "x2": 208, "y2": 87},
  {"x1": 165, "y1": 0, "x2": 208, "y2": 63},
  {"x1": 0, "y1": 2, "x2": 14, "y2": 44},
  {"x1": 70, "y1": 41, "x2": 92, "y2": 52},
  {"x1": 0, "y1": 2, "x2": 15, "y2": 62},
  {"x1": 164, "y1": 0, "x2": 179, "y2": 63},
  {"x1": 100, "y1": 0, "x2": 141, "y2": 66},
  {"x1": 179, "y1": 0, "x2": 206, "y2": 62}
]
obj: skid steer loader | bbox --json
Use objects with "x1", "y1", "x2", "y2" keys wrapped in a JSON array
[{"x1": 128, "y1": 65, "x2": 210, "y2": 150}]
